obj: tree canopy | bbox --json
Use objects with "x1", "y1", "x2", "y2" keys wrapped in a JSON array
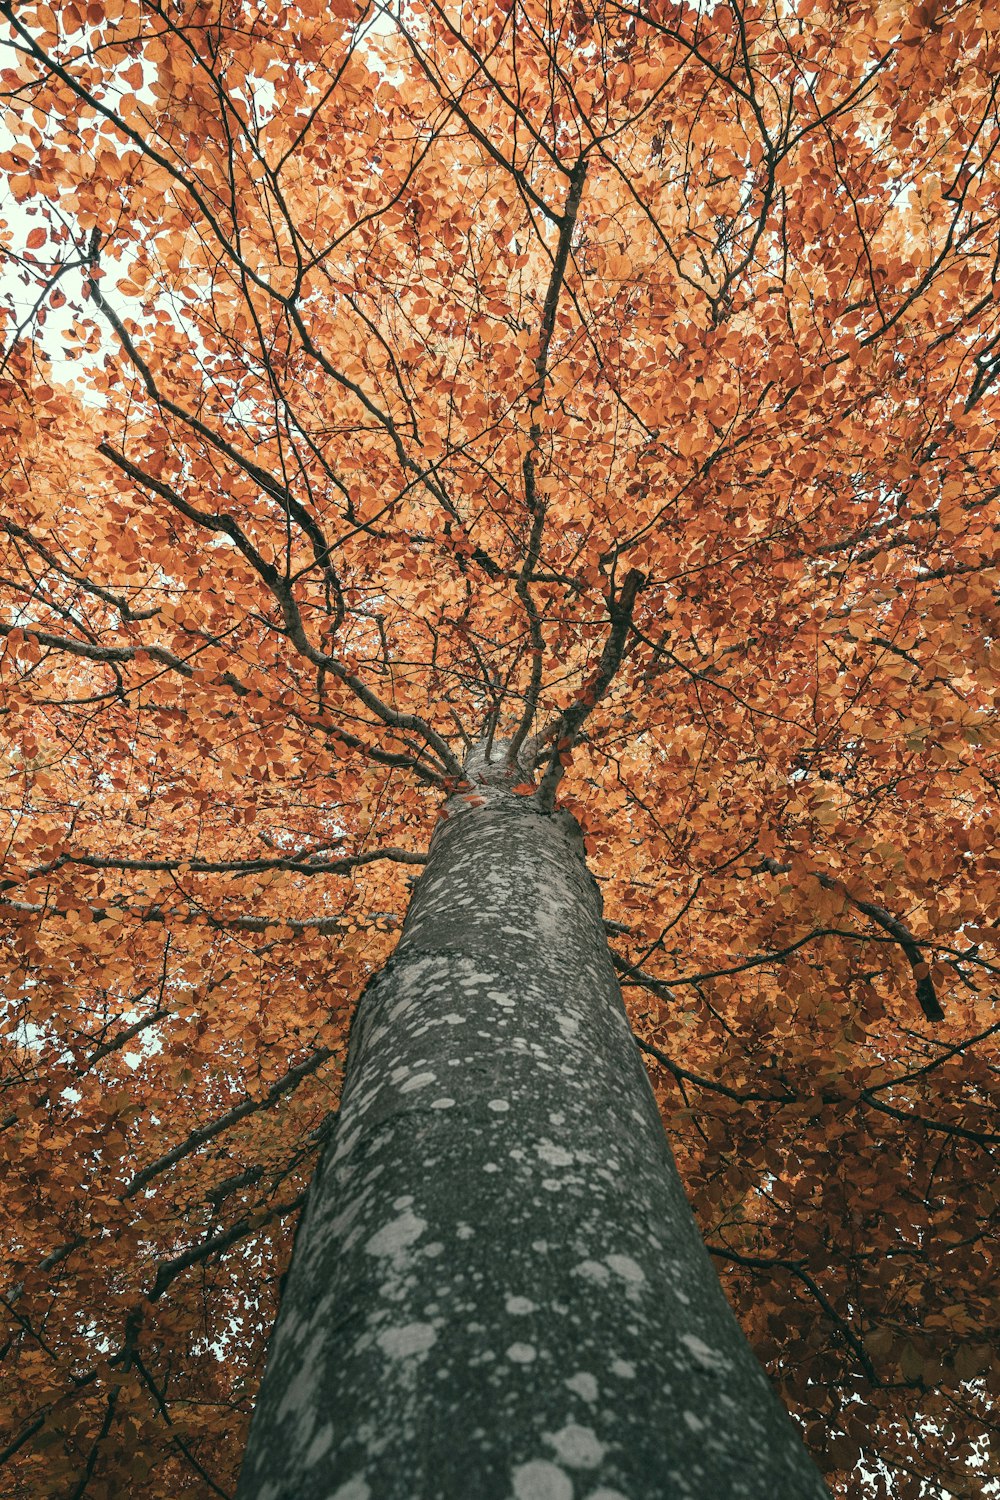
[{"x1": 0, "y1": 1, "x2": 998, "y2": 1496}]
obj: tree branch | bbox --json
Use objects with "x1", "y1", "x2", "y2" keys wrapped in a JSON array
[
  {"x1": 757, "y1": 859, "x2": 944, "y2": 1021},
  {"x1": 124, "y1": 1050, "x2": 335, "y2": 1199},
  {"x1": 533, "y1": 568, "x2": 645, "y2": 807}
]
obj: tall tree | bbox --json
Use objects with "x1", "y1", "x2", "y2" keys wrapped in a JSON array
[
  {"x1": 236, "y1": 739, "x2": 832, "y2": 1498},
  {"x1": 0, "y1": 1, "x2": 998, "y2": 1497}
]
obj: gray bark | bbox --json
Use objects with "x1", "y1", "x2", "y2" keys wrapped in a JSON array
[{"x1": 237, "y1": 779, "x2": 831, "y2": 1500}]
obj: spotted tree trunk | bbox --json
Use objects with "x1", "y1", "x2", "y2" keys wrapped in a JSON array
[{"x1": 236, "y1": 784, "x2": 830, "y2": 1500}]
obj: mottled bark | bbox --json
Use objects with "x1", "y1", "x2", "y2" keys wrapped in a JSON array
[{"x1": 237, "y1": 777, "x2": 830, "y2": 1500}]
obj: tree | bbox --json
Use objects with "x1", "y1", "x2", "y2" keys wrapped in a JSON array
[
  {"x1": 236, "y1": 738, "x2": 832, "y2": 1499},
  {"x1": 0, "y1": 0, "x2": 997, "y2": 1495}
]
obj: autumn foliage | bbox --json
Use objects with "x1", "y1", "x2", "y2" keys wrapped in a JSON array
[{"x1": 1, "y1": 0, "x2": 999, "y2": 1495}]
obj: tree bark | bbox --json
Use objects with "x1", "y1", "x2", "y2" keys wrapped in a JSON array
[{"x1": 237, "y1": 787, "x2": 830, "y2": 1500}]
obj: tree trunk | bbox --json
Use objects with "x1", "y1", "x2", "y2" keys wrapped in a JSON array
[{"x1": 237, "y1": 787, "x2": 830, "y2": 1500}]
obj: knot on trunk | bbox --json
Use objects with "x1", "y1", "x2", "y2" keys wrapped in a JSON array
[{"x1": 461, "y1": 737, "x2": 534, "y2": 792}]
